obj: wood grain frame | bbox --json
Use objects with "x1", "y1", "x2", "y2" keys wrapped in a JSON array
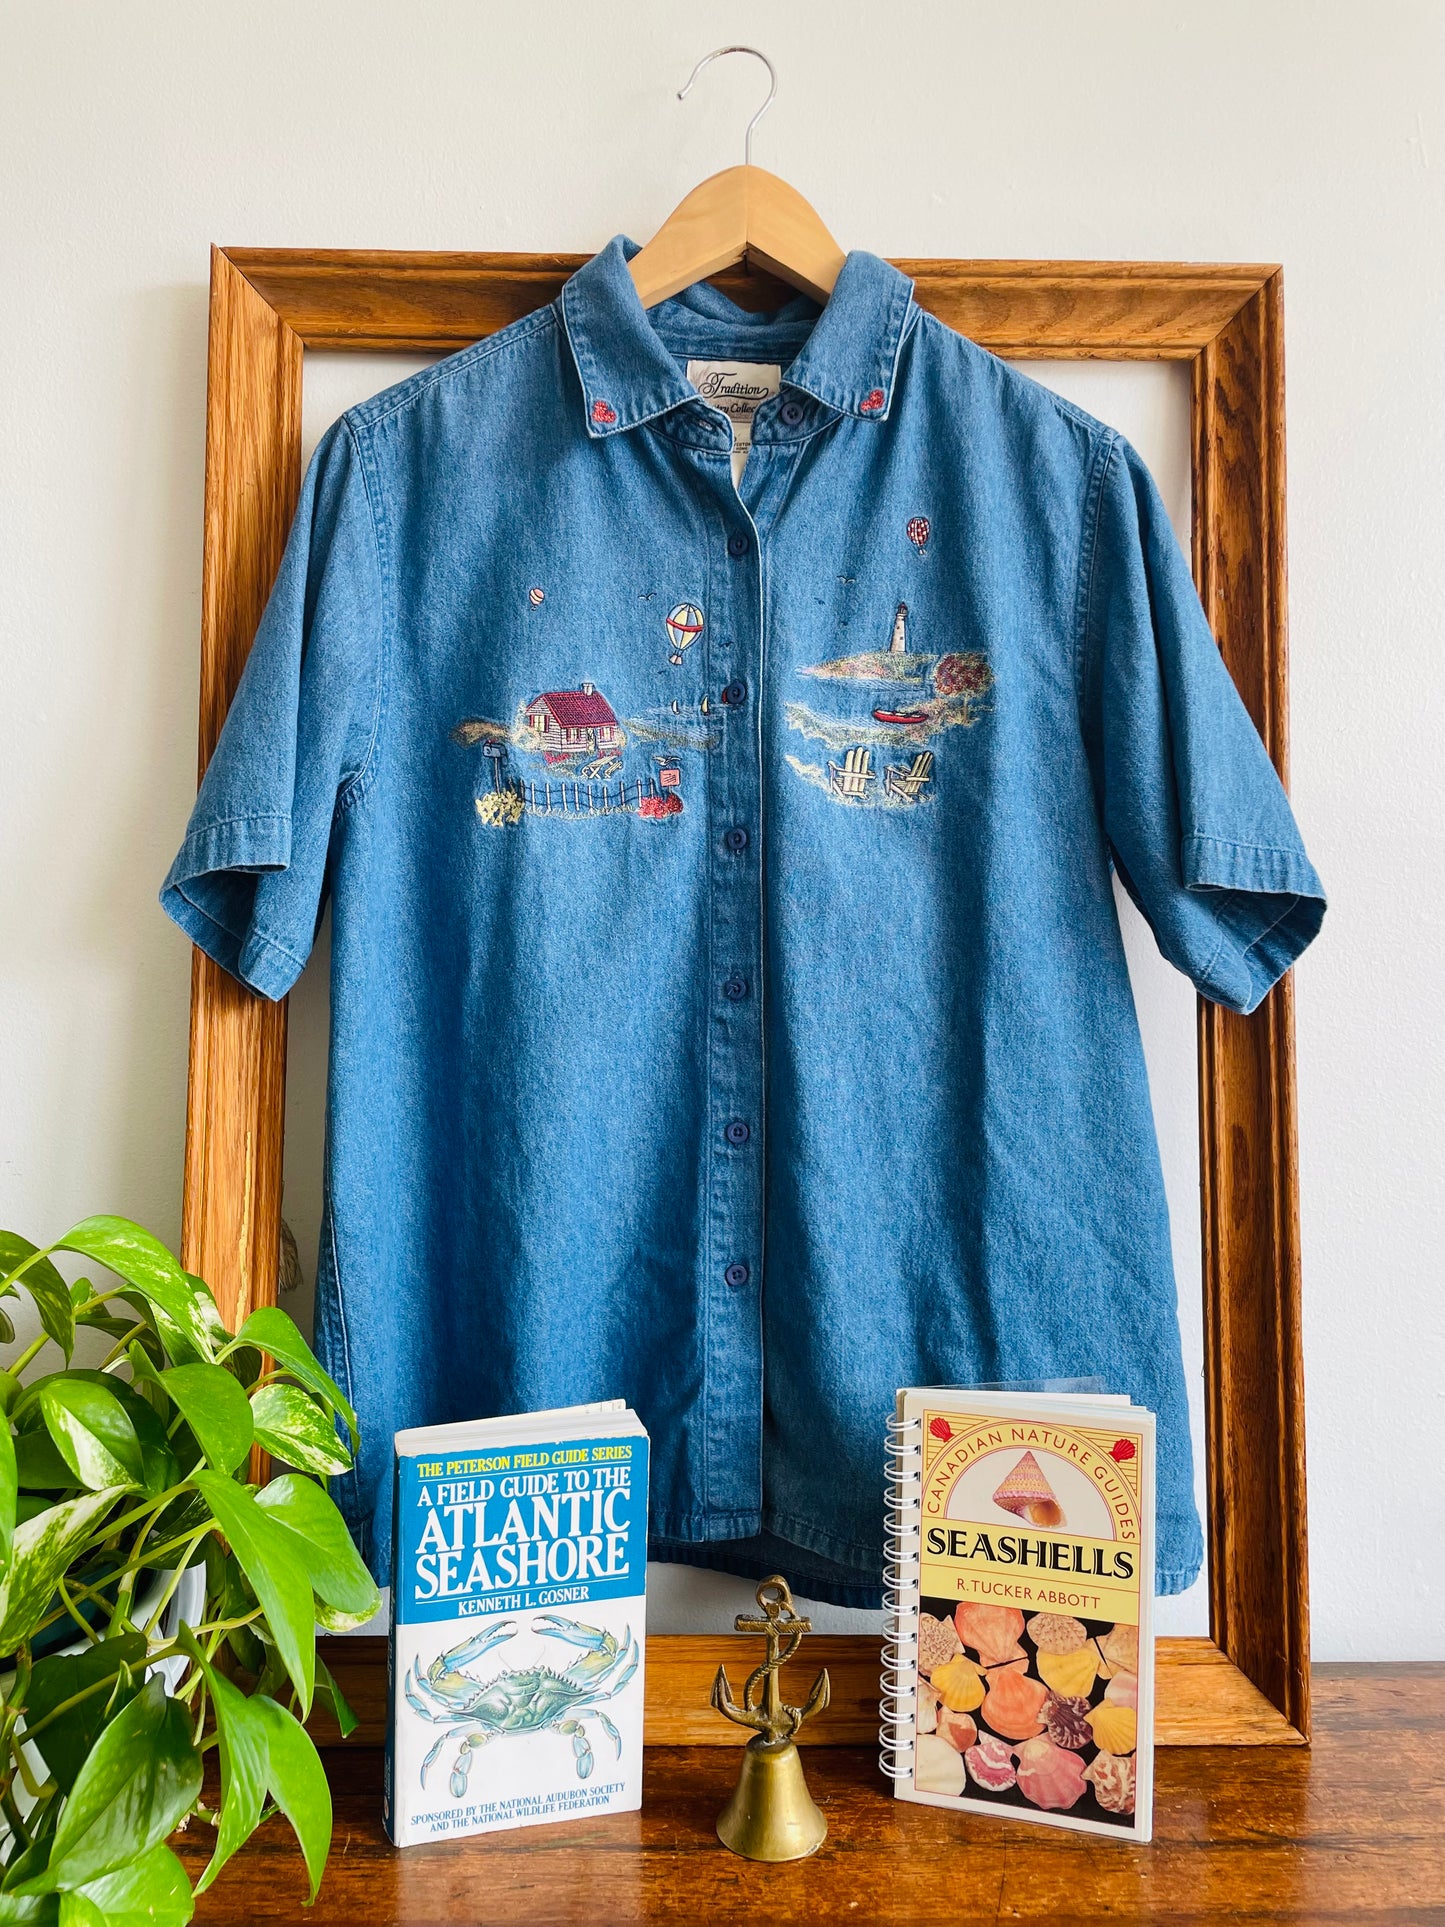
[{"x1": 183, "y1": 248, "x2": 1308, "y2": 1750}]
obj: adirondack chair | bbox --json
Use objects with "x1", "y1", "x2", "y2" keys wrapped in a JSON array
[
  {"x1": 884, "y1": 750, "x2": 934, "y2": 802},
  {"x1": 829, "y1": 746, "x2": 876, "y2": 797}
]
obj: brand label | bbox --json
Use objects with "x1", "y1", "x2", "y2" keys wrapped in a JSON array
[{"x1": 686, "y1": 360, "x2": 782, "y2": 458}]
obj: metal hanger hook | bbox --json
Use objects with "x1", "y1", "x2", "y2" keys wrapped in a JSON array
[{"x1": 677, "y1": 46, "x2": 777, "y2": 167}]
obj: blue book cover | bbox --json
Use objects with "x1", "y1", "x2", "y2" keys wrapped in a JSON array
[{"x1": 384, "y1": 1401, "x2": 648, "y2": 1845}]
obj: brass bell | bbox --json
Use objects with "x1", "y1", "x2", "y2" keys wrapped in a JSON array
[{"x1": 711, "y1": 1575, "x2": 831, "y2": 1862}]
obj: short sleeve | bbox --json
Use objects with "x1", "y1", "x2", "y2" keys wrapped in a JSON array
[
  {"x1": 1083, "y1": 434, "x2": 1324, "y2": 1015},
  {"x1": 159, "y1": 418, "x2": 384, "y2": 1000}
]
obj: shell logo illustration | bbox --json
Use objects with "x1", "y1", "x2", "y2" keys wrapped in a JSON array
[{"x1": 665, "y1": 601, "x2": 704, "y2": 664}]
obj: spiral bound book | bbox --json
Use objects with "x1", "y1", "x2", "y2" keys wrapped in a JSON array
[
  {"x1": 882, "y1": 1387, "x2": 1155, "y2": 1841},
  {"x1": 384, "y1": 1399, "x2": 648, "y2": 1846}
]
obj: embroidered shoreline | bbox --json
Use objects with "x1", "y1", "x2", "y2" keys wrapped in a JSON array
[{"x1": 784, "y1": 601, "x2": 993, "y2": 810}]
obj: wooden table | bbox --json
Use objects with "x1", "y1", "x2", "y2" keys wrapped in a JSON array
[{"x1": 184, "y1": 1666, "x2": 1445, "y2": 1924}]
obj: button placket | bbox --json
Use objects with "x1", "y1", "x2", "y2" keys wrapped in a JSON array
[{"x1": 700, "y1": 464, "x2": 766, "y2": 1524}]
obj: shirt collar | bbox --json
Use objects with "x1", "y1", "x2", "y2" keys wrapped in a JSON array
[{"x1": 561, "y1": 235, "x2": 916, "y2": 439}]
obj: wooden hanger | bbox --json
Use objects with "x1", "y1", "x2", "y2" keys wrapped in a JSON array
[{"x1": 628, "y1": 48, "x2": 846, "y2": 311}]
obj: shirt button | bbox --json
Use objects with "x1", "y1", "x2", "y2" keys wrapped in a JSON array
[
  {"x1": 725, "y1": 1119, "x2": 751, "y2": 1146},
  {"x1": 780, "y1": 399, "x2": 805, "y2": 426},
  {"x1": 723, "y1": 976, "x2": 749, "y2": 1001},
  {"x1": 725, "y1": 827, "x2": 750, "y2": 854},
  {"x1": 722, "y1": 680, "x2": 747, "y2": 706},
  {"x1": 726, "y1": 531, "x2": 751, "y2": 558},
  {"x1": 724, "y1": 1262, "x2": 751, "y2": 1288}
]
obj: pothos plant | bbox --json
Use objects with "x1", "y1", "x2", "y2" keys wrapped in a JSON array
[{"x1": 0, "y1": 1216, "x2": 380, "y2": 1925}]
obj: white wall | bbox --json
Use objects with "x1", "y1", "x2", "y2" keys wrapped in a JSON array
[{"x1": 1, "y1": 1, "x2": 1440, "y2": 1658}]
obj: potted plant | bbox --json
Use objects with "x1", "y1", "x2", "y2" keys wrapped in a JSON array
[{"x1": 0, "y1": 1215, "x2": 380, "y2": 1922}]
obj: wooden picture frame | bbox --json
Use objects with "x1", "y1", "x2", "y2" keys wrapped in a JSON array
[{"x1": 182, "y1": 248, "x2": 1309, "y2": 1751}]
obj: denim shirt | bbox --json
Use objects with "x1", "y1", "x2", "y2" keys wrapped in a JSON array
[{"x1": 161, "y1": 237, "x2": 1324, "y2": 1604}]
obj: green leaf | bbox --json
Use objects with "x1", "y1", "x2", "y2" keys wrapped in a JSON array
[
  {"x1": 249, "y1": 1386, "x2": 350, "y2": 1478},
  {"x1": 131, "y1": 1491, "x2": 208, "y2": 1571},
  {"x1": 51, "y1": 1221, "x2": 214, "y2": 1364},
  {"x1": 55, "y1": 1896, "x2": 103, "y2": 1927},
  {"x1": 249, "y1": 1692, "x2": 331, "y2": 1901},
  {"x1": 190, "y1": 1473, "x2": 314, "y2": 1714},
  {"x1": 0, "y1": 1234, "x2": 74, "y2": 1360},
  {"x1": 1, "y1": 1840, "x2": 54, "y2": 1898},
  {"x1": 14, "y1": 1428, "x2": 80, "y2": 1493},
  {"x1": 158, "y1": 1366, "x2": 253, "y2": 1477},
  {"x1": 0, "y1": 1410, "x2": 16, "y2": 1575},
  {"x1": 25, "y1": 1633, "x2": 148, "y2": 1793},
  {"x1": 254, "y1": 1476, "x2": 378, "y2": 1623},
  {"x1": 192, "y1": 1662, "x2": 329, "y2": 1902},
  {"x1": 181, "y1": 1277, "x2": 229, "y2": 1356},
  {"x1": 0, "y1": 1488, "x2": 126, "y2": 1652},
  {"x1": 313, "y1": 1656, "x2": 358, "y2": 1740},
  {"x1": 227, "y1": 1622, "x2": 266, "y2": 1675},
  {"x1": 72, "y1": 1306, "x2": 142, "y2": 1342},
  {"x1": 232, "y1": 1309, "x2": 357, "y2": 1452},
  {"x1": 66, "y1": 1845, "x2": 193, "y2": 1927},
  {"x1": 24, "y1": 1676, "x2": 201, "y2": 1893},
  {"x1": 111, "y1": 1301, "x2": 176, "y2": 1369},
  {"x1": 37, "y1": 1381, "x2": 144, "y2": 1493},
  {"x1": 101, "y1": 1386, "x2": 179, "y2": 1500},
  {"x1": 189, "y1": 1663, "x2": 263, "y2": 1894},
  {"x1": 0, "y1": 1891, "x2": 57, "y2": 1922},
  {"x1": 0, "y1": 1307, "x2": 14, "y2": 1346}
]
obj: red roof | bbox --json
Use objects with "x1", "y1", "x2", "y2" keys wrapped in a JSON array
[{"x1": 529, "y1": 687, "x2": 618, "y2": 729}]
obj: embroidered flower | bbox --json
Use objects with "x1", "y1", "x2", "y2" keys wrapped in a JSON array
[
  {"x1": 860, "y1": 388, "x2": 886, "y2": 414},
  {"x1": 591, "y1": 398, "x2": 618, "y2": 426}
]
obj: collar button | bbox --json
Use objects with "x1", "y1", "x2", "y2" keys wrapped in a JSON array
[{"x1": 780, "y1": 399, "x2": 805, "y2": 427}]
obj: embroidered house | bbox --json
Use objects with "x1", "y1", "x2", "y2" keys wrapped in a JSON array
[{"x1": 523, "y1": 683, "x2": 626, "y2": 766}]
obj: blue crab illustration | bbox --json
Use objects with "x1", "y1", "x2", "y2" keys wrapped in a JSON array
[{"x1": 404, "y1": 1612, "x2": 640, "y2": 1796}]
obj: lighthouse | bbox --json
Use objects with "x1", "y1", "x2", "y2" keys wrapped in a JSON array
[{"x1": 889, "y1": 602, "x2": 909, "y2": 654}]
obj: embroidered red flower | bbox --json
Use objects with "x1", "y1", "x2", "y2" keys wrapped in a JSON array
[
  {"x1": 1110, "y1": 1438, "x2": 1136, "y2": 1463},
  {"x1": 591, "y1": 398, "x2": 618, "y2": 425},
  {"x1": 860, "y1": 388, "x2": 886, "y2": 414},
  {"x1": 929, "y1": 1417, "x2": 953, "y2": 1442},
  {"x1": 638, "y1": 792, "x2": 683, "y2": 819}
]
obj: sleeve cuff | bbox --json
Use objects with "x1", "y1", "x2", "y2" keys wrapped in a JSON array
[
  {"x1": 158, "y1": 812, "x2": 305, "y2": 1001},
  {"x1": 1183, "y1": 833, "x2": 1326, "y2": 1015}
]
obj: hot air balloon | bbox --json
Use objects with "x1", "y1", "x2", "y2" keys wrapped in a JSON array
[
  {"x1": 665, "y1": 602, "x2": 704, "y2": 665},
  {"x1": 906, "y1": 515, "x2": 930, "y2": 555}
]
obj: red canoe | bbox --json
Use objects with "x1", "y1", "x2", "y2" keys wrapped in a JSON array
[{"x1": 872, "y1": 707, "x2": 928, "y2": 726}]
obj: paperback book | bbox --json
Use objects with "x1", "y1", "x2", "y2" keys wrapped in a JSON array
[
  {"x1": 385, "y1": 1399, "x2": 649, "y2": 1845},
  {"x1": 883, "y1": 1386, "x2": 1155, "y2": 1841}
]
